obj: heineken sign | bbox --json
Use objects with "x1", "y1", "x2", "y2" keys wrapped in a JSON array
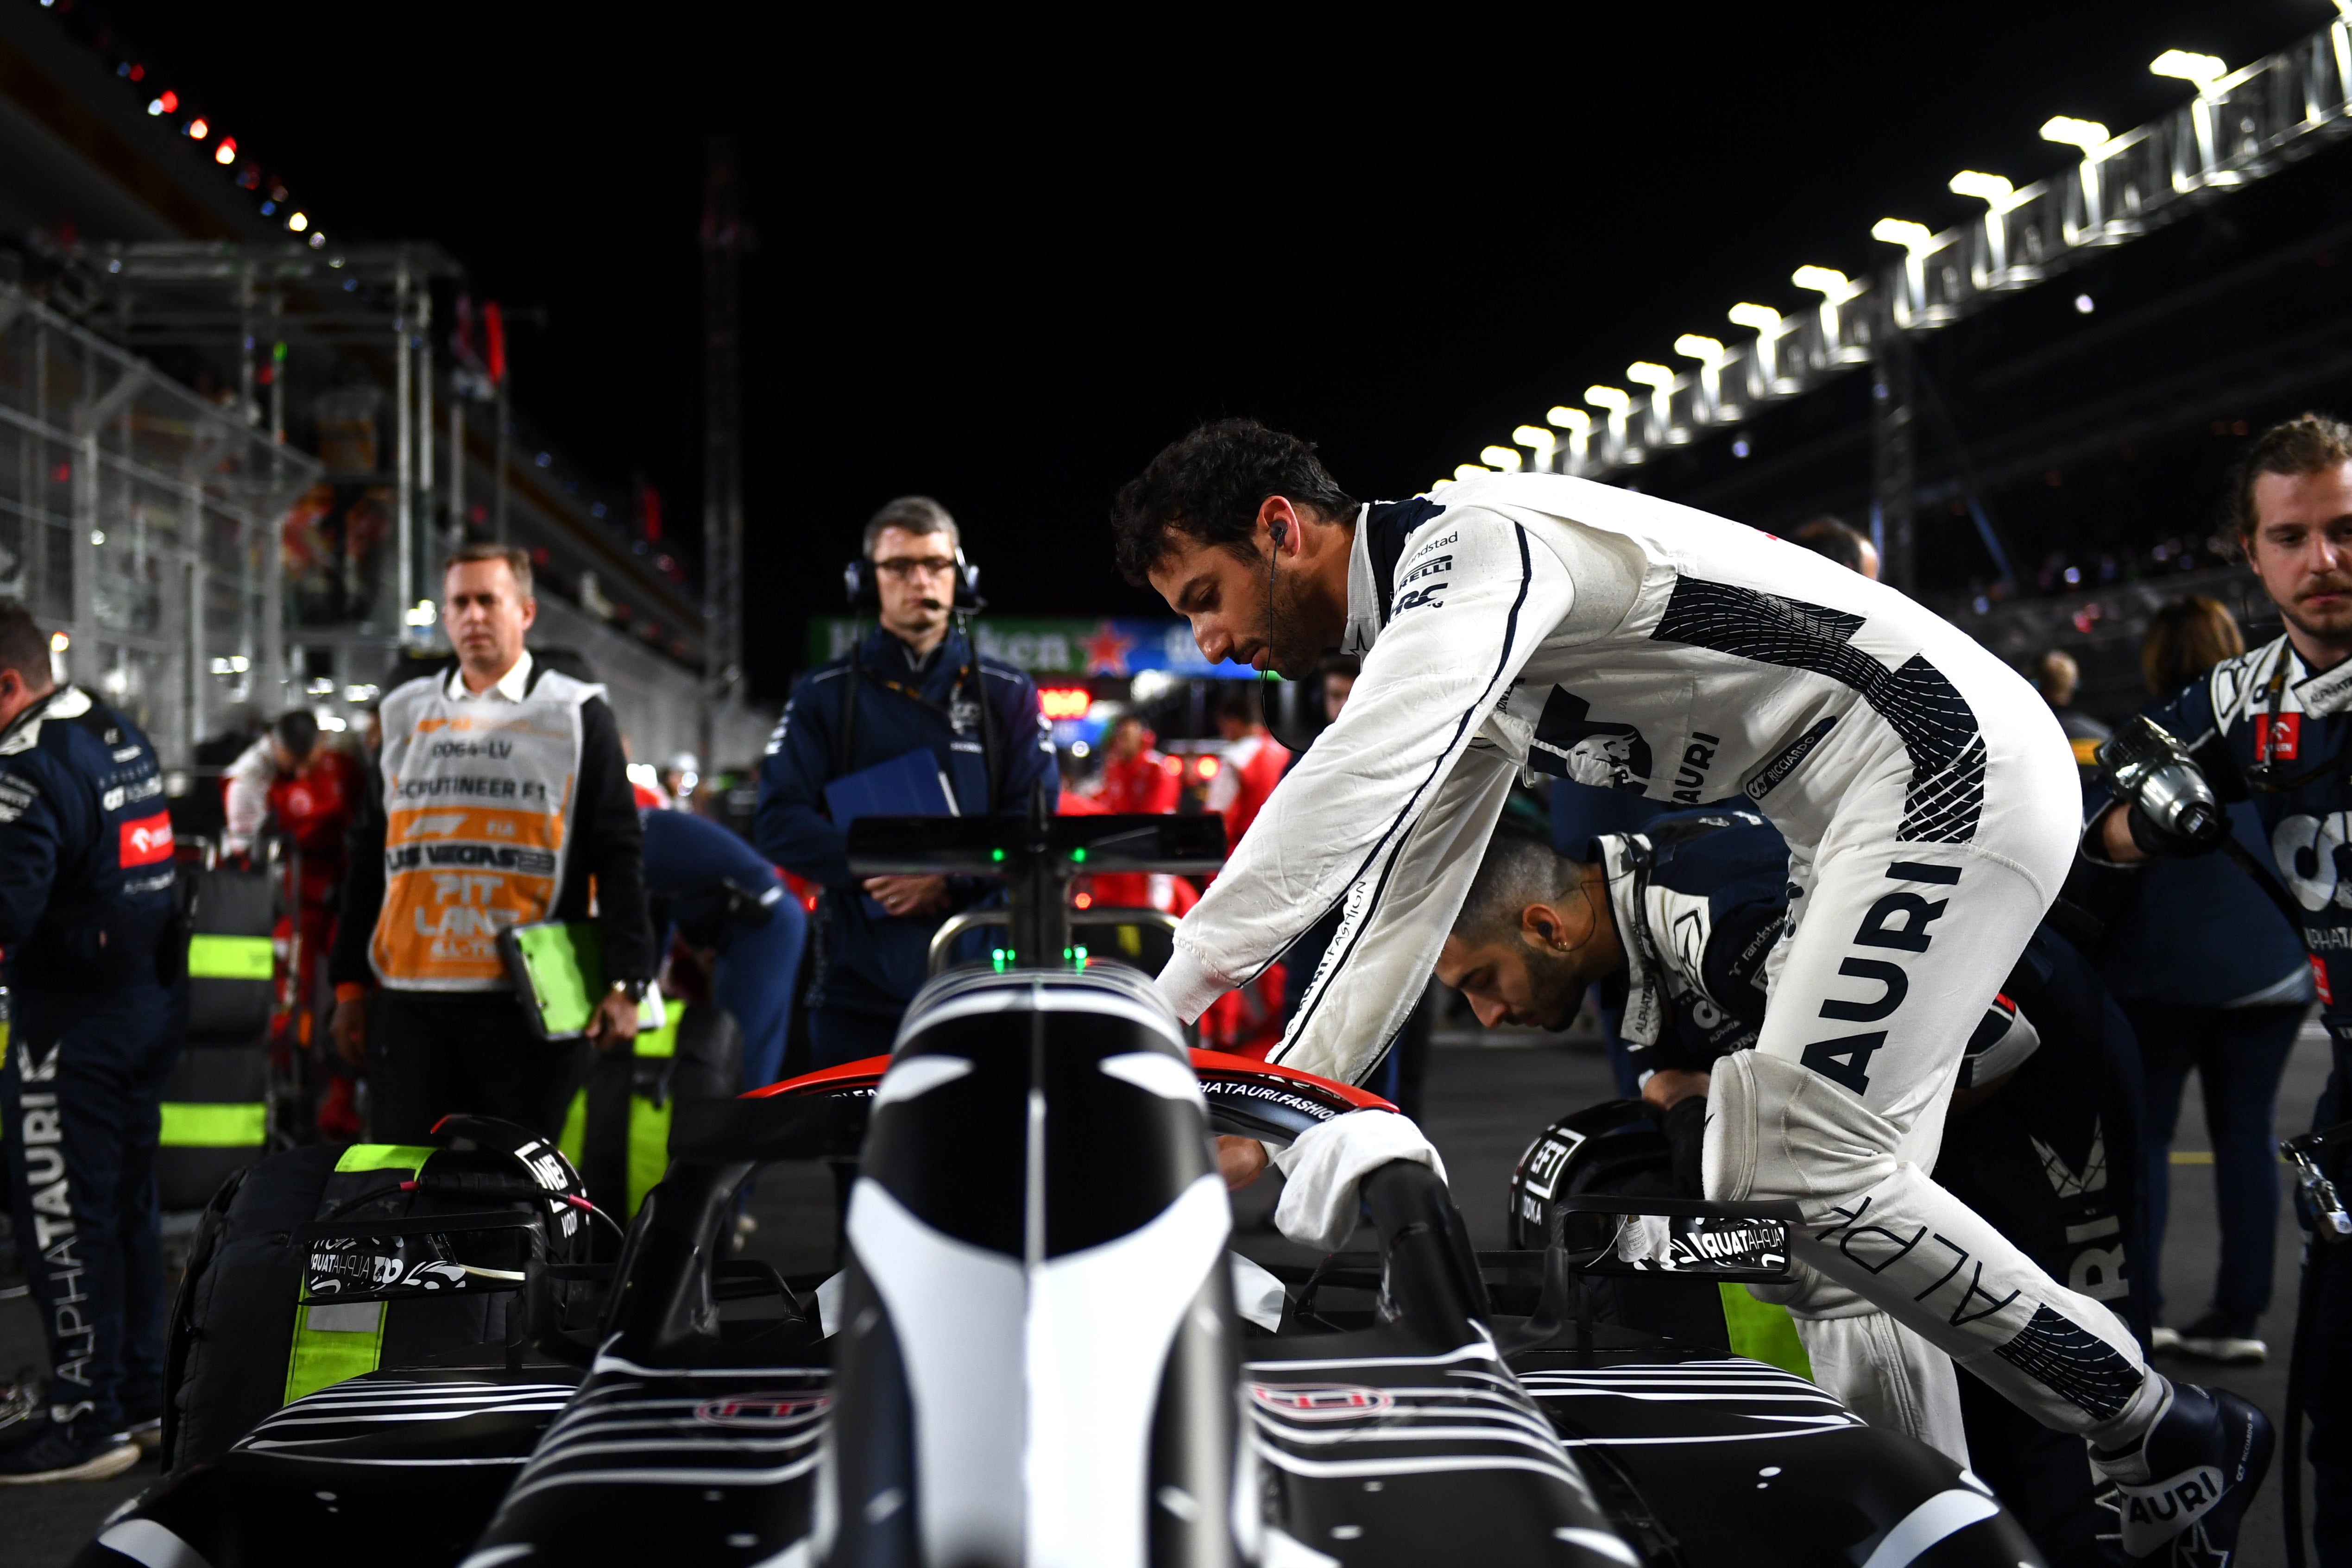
[{"x1": 810, "y1": 617, "x2": 1255, "y2": 679}]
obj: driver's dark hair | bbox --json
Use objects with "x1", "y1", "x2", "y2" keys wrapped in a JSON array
[
  {"x1": 1454, "y1": 825, "x2": 1585, "y2": 945},
  {"x1": 1110, "y1": 418, "x2": 1357, "y2": 585},
  {"x1": 0, "y1": 601, "x2": 51, "y2": 690},
  {"x1": 272, "y1": 708, "x2": 321, "y2": 759}
]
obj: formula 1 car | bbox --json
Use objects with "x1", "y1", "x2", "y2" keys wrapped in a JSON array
[{"x1": 83, "y1": 804, "x2": 2046, "y2": 1568}]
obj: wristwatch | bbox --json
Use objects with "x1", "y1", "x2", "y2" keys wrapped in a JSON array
[{"x1": 609, "y1": 978, "x2": 646, "y2": 1006}]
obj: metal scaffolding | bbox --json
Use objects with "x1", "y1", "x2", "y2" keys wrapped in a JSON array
[
  {"x1": 26, "y1": 240, "x2": 769, "y2": 766},
  {"x1": 0, "y1": 278, "x2": 320, "y2": 764}
]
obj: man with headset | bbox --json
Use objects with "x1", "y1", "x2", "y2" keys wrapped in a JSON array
[{"x1": 757, "y1": 496, "x2": 1056, "y2": 1066}]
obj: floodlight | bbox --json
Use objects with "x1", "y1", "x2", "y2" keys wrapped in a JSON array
[
  {"x1": 1673, "y1": 334, "x2": 1725, "y2": 362},
  {"x1": 1480, "y1": 445, "x2": 1523, "y2": 471},
  {"x1": 1727, "y1": 302, "x2": 1781, "y2": 332},
  {"x1": 1791, "y1": 266, "x2": 1854, "y2": 297},
  {"x1": 1545, "y1": 406, "x2": 1592, "y2": 433},
  {"x1": 1625, "y1": 362, "x2": 1675, "y2": 389},
  {"x1": 1583, "y1": 386, "x2": 1632, "y2": 413},
  {"x1": 1870, "y1": 218, "x2": 1936, "y2": 253},
  {"x1": 1948, "y1": 171, "x2": 2018, "y2": 210},
  {"x1": 2039, "y1": 116, "x2": 2110, "y2": 153},
  {"x1": 1454, "y1": 464, "x2": 1493, "y2": 483},
  {"x1": 2150, "y1": 50, "x2": 2227, "y2": 90},
  {"x1": 1513, "y1": 424, "x2": 1558, "y2": 456}
]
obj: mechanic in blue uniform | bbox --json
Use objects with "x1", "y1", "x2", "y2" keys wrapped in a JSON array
[
  {"x1": 1439, "y1": 810, "x2": 2149, "y2": 1564},
  {"x1": 757, "y1": 497, "x2": 1056, "y2": 1066},
  {"x1": 2083, "y1": 412, "x2": 2352, "y2": 1563},
  {"x1": 641, "y1": 802, "x2": 803, "y2": 1091},
  {"x1": 0, "y1": 602, "x2": 179, "y2": 1485}
]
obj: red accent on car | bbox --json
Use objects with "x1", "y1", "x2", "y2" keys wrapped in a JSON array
[
  {"x1": 744, "y1": 1046, "x2": 1398, "y2": 1115},
  {"x1": 120, "y1": 812, "x2": 175, "y2": 867},
  {"x1": 745, "y1": 1054, "x2": 893, "y2": 1098}
]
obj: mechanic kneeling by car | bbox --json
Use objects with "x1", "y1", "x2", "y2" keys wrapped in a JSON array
[
  {"x1": 0, "y1": 599, "x2": 180, "y2": 1484},
  {"x1": 328, "y1": 542, "x2": 655, "y2": 1141},
  {"x1": 1434, "y1": 811, "x2": 2149, "y2": 1562}
]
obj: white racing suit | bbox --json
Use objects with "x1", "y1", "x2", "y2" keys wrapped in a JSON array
[{"x1": 1157, "y1": 472, "x2": 2163, "y2": 1449}]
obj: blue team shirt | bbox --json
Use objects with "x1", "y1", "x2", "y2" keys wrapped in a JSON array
[{"x1": 0, "y1": 687, "x2": 177, "y2": 992}]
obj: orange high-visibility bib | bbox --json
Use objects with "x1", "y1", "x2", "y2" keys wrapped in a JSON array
[{"x1": 368, "y1": 667, "x2": 603, "y2": 990}]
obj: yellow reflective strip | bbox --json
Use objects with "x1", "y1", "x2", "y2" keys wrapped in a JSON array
[
  {"x1": 334, "y1": 1144, "x2": 435, "y2": 1174},
  {"x1": 633, "y1": 1002, "x2": 683, "y2": 1062},
  {"x1": 284, "y1": 1300, "x2": 385, "y2": 1404},
  {"x1": 188, "y1": 933, "x2": 274, "y2": 980},
  {"x1": 1718, "y1": 1284, "x2": 1814, "y2": 1380},
  {"x1": 627, "y1": 1094, "x2": 672, "y2": 1219},
  {"x1": 558, "y1": 1086, "x2": 589, "y2": 1173},
  {"x1": 158, "y1": 1101, "x2": 266, "y2": 1148}
]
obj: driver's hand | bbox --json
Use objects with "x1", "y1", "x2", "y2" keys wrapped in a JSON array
[
  {"x1": 1217, "y1": 1135, "x2": 1268, "y2": 1191},
  {"x1": 1641, "y1": 1069, "x2": 1711, "y2": 1111},
  {"x1": 864, "y1": 874, "x2": 951, "y2": 919}
]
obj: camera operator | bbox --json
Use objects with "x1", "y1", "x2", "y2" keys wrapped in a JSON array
[
  {"x1": 1437, "y1": 811, "x2": 2147, "y2": 1557},
  {"x1": 756, "y1": 497, "x2": 1055, "y2": 1066},
  {"x1": 0, "y1": 601, "x2": 177, "y2": 1482},
  {"x1": 2086, "y1": 412, "x2": 2352, "y2": 1558},
  {"x1": 328, "y1": 543, "x2": 653, "y2": 1140}
]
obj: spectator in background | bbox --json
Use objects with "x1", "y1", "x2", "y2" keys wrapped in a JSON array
[
  {"x1": 224, "y1": 710, "x2": 366, "y2": 1135},
  {"x1": 756, "y1": 497, "x2": 1056, "y2": 1066},
  {"x1": 2102, "y1": 594, "x2": 2310, "y2": 1365},
  {"x1": 1791, "y1": 514, "x2": 1880, "y2": 579},
  {"x1": 1318, "y1": 655, "x2": 1359, "y2": 722},
  {"x1": 1205, "y1": 683, "x2": 1288, "y2": 849},
  {"x1": 1087, "y1": 713, "x2": 1183, "y2": 913},
  {"x1": 2032, "y1": 649, "x2": 2111, "y2": 749}
]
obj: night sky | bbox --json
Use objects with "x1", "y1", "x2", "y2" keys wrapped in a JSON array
[{"x1": 86, "y1": 1, "x2": 2333, "y2": 698}]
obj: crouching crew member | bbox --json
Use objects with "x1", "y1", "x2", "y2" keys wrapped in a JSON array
[
  {"x1": 0, "y1": 601, "x2": 179, "y2": 1483},
  {"x1": 1438, "y1": 810, "x2": 2147, "y2": 1561},
  {"x1": 330, "y1": 543, "x2": 653, "y2": 1140}
]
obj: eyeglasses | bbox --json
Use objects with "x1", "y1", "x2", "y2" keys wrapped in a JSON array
[{"x1": 874, "y1": 556, "x2": 958, "y2": 579}]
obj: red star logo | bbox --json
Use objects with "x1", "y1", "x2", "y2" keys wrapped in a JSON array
[{"x1": 1081, "y1": 619, "x2": 1135, "y2": 676}]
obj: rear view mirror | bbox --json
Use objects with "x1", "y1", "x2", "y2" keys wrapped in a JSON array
[{"x1": 1555, "y1": 1196, "x2": 1802, "y2": 1284}]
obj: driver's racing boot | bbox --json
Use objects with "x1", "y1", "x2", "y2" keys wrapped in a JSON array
[{"x1": 2089, "y1": 1379, "x2": 2271, "y2": 1563}]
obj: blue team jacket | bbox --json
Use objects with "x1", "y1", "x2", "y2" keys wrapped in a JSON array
[
  {"x1": 755, "y1": 628, "x2": 1056, "y2": 1014},
  {"x1": 0, "y1": 687, "x2": 178, "y2": 993},
  {"x1": 2087, "y1": 636, "x2": 2352, "y2": 1044}
]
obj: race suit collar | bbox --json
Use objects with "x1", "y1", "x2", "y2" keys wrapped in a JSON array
[
  {"x1": 1598, "y1": 831, "x2": 1668, "y2": 1047},
  {"x1": 2286, "y1": 638, "x2": 2352, "y2": 718},
  {"x1": 1344, "y1": 496, "x2": 1451, "y2": 655},
  {"x1": 0, "y1": 685, "x2": 91, "y2": 756}
]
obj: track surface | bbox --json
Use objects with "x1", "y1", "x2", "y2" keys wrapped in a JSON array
[{"x1": 3, "y1": 1023, "x2": 2333, "y2": 1565}]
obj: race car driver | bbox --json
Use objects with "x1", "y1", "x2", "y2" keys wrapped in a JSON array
[
  {"x1": 1111, "y1": 416, "x2": 2264, "y2": 1563},
  {"x1": 1439, "y1": 810, "x2": 2149, "y2": 1558},
  {"x1": 0, "y1": 601, "x2": 178, "y2": 1483},
  {"x1": 2083, "y1": 411, "x2": 2352, "y2": 1562}
]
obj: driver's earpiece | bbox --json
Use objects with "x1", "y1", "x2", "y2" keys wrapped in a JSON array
[{"x1": 1535, "y1": 919, "x2": 1558, "y2": 945}]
